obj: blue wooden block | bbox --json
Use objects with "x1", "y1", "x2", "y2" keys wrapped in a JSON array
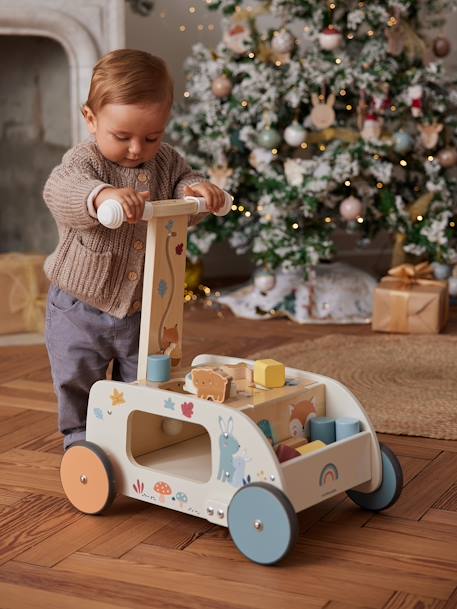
[
  {"x1": 335, "y1": 417, "x2": 360, "y2": 441},
  {"x1": 310, "y1": 416, "x2": 336, "y2": 444},
  {"x1": 147, "y1": 354, "x2": 171, "y2": 382}
]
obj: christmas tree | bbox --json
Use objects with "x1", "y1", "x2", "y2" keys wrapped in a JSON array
[{"x1": 170, "y1": 0, "x2": 457, "y2": 278}]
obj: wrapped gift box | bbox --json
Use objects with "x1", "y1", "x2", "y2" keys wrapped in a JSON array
[
  {"x1": 0, "y1": 253, "x2": 49, "y2": 335},
  {"x1": 372, "y1": 263, "x2": 448, "y2": 334}
]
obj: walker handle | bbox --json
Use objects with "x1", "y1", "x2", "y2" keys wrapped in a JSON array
[{"x1": 97, "y1": 193, "x2": 232, "y2": 229}]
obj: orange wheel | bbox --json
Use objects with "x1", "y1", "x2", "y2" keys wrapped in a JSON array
[{"x1": 60, "y1": 441, "x2": 116, "y2": 514}]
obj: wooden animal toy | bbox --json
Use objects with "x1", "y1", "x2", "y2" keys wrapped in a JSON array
[
  {"x1": 191, "y1": 367, "x2": 232, "y2": 403},
  {"x1": 59, "y1": 194, "x2": 403, "y2": 567}
]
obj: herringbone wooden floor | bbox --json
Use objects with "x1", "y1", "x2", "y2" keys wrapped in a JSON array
[{"x1": 0, "y1": 303, "x2": 456, "y2": 609}]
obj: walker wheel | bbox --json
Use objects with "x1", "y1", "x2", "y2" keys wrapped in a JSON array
[
  {"x1": 60, "y1": 440, "x2": 116, "y2": 514},
  {"x1": 227, "y1": 482, "x2": 298, "y2": 565},
  {"x1": 347, "y1": 443, "x2": 403, "y2": 511}
]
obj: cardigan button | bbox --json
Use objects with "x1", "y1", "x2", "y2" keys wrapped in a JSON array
[
  {"x1": 137, "y1": 173, "x2": 148, "y2": 183},
  {"x1": 128, "y1": 271, "x2": 138, "y2": 281},
  {"x1": 131, "y1": 300, "x2": 141, "y2": 312},
  {"x1": 133, "y1": 239, "x2": 144, "y2": 251}
]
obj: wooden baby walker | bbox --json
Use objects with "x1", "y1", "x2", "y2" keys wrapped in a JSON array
[{"x1": 60, "y1": 195, "x2": 403, "y2": 565}]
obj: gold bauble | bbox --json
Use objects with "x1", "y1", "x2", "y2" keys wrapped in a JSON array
[{"x1": 185, "y1": 259, "x2": 204, "y2": 291}]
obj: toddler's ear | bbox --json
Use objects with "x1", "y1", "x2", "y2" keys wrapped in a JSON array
[{"x1": 83, "y1": 105, "x2": 97, "y2": 133}]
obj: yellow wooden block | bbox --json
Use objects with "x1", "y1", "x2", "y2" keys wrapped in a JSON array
[
  {"x1": 254, "y1": 359, "x2": 285, "y2": 388},
  {"x1": 296, "y1": 440, "x2": 326, "y2": 455}
]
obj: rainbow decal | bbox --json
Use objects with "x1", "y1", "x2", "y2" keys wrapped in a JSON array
[{"x1": 319, "y1": 463, "x2": 339, "y2": 486}]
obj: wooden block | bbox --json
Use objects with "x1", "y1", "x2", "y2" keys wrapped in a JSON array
[
  {"x1": 253, "y1": 359, "x2": 285, "y2": 388},
  {"x1": 296, "y1": 440, "x2": 326, "y2": 455},
  {"x1": 275, "y1": 444, "x2": 301, "y2": 463},
  {"x1": 280, "y1": 436, "x2": 309, "y2": 449}
]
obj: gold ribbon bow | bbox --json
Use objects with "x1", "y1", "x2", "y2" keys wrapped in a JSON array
[{"x1": 387, "y1": 262, "x2": 435, "y2": 285}]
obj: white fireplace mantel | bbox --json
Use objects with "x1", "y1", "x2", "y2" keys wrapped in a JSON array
[{"x1": 0, "y1": 0, "x2": 125, "y2": 144}]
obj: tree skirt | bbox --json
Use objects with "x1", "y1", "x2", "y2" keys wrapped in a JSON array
[
  {"x1": 250, "y1": 334, "x2": 457, "y2": 440},
  {"x1": 217, "y1": 262, "x2": 376, "y2": 324}
]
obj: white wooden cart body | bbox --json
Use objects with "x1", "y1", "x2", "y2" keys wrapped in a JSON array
[{"x1": 86, "y1": 354, "x2": 382, "y2": 524}]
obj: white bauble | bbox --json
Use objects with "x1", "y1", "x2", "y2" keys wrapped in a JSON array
[
  {"x1": 339, "y1": 196, "x2": 363, "y2": 221},
  {"x1": 271, "y1": 29, "x2": 295, "y2": 54},
  {"x1": 283, "y1": 121, "x2": 306, "y2": 147},
  {"x1": 254, "y1": 268, "x2": 276, "y2": 292},
  {"x1": 319, "y1": 26, "x2": 343, "y2": 51}
]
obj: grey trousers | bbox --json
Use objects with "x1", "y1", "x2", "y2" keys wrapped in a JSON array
[{"x1": 45, "y1": 285, "x2": 141, "y2": 449}]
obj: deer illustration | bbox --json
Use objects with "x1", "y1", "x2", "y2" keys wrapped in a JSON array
[{"x1": 217, "y1": 416, "x2": 240, "y2": 483}]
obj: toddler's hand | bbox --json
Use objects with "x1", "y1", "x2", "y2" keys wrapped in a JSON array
[
  {"x1": 94, "y1": 188, "x2": 150, "y2": 223},
  {"x1": 184, "y1": 182, "x2": 226, "y2": 213}
]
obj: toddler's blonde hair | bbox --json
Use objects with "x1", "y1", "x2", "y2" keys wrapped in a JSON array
[{"x1": 83, "y1": 49, "x2": 174, "y2": 114}]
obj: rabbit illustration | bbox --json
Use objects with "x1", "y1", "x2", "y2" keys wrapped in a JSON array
[
  {"x1": 231, "y1": 449, "x2": 252, "y2": 487},
  {"x1": 217, "y1": 416, "x2": 240, "y2": 483}
]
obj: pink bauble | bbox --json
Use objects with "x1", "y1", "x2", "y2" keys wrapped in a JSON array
[
  {"x1": 438, "y1": 147, "x2": 457, "y2": 168},
  {"x1": 211, "y1": 75, "x2": 233, "y2": 98},
  {"x1": 433, "y1": 36, "x2": 451, "y2": 58},
  {"x1": 339, "y1": 196, "x2": 363, "y2": 221}
]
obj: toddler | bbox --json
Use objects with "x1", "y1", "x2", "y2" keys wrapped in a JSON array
[{"x1": 43, "y1": 49, "x2": 226, "y2": 450}]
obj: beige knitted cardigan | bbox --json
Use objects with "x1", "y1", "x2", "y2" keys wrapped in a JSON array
[{"x1": 43, "y1": 139, "x2": 204, "y2": 318}]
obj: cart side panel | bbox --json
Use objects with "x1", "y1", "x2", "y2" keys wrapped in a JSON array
[
  {"x1": 86, "y1": 379, "x2": 285, "y2": 525},
  {"x1": 193, "y1": 354, "x2": 382, "y2": 493},
  {"x1": 281, "y1": 431, "x2": 372, "y2": 512}
]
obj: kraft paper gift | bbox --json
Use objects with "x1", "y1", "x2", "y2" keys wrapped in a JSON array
[
  {"x1": 0, "y1": 253, "x2": 49, "y2": 335},
  {"x1": 372, "y1": 262, "x2": 448, "y2": 334}
]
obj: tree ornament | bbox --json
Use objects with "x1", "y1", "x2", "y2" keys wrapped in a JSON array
[
  {"x1": 310, "y1": 93, "x2": 336, "y2": 130},
  {"x1": 385, "y1": 22, "x2": 405, "y2": 56},
  {"x1": 437, "y1": 147, "x2": 457, "y2": 168},
  {"x1": 408, "y1": 85, "x2": 423, "y2": 118},
  {"x1": 283, "y1": 120, "x2": 306, "y2": 147},
  {"x1": 257, "y1": 127, "x2": 281, "y2": 149},
  {"x1": 271, "y1": 29, "x2": 295, "y2": 54},
  {"x1": 319, "y1": 26, "x2": 343, "y2": 51},
  {"x1": 418, "y1": 123, "x2": 443, "y2": 149},
  {"x1": 211, "y1": 75, "x2": 233, "y2": 98},
  {"x1": 433, "y1": 36, "x2": 451, "y2": 58},
  {"x1": 254, "y1": 268, "x2": 276, "y2": 292},
  {"x1": 361, "y1": 114, "x2": 382, "y2": 141},
  {"x1": 339, "y1": 196, "x2": 363, "y2": 221},
  {"x1": 393, "y1": 130, "x2": 413, "y2": 154},
  {"x1": 223, "y1": 22, "x2": 252, "y2": 55}
]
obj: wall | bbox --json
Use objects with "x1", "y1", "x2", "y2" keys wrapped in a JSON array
[{"x1": 0, "y1": 36, "x2": 69, "y2": 253}]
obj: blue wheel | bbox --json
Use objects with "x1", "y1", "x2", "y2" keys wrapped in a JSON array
[
  {"x1": 347, "y1": 443, "x2": 403, "y2": 511},
  {"x1": 227, "y1": 482, "x2": 298, "y2": 565}
]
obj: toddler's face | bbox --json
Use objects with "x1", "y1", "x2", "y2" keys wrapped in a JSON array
[{"x1": 84, "y1": 102, "x2": 171, "y2": 167}]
